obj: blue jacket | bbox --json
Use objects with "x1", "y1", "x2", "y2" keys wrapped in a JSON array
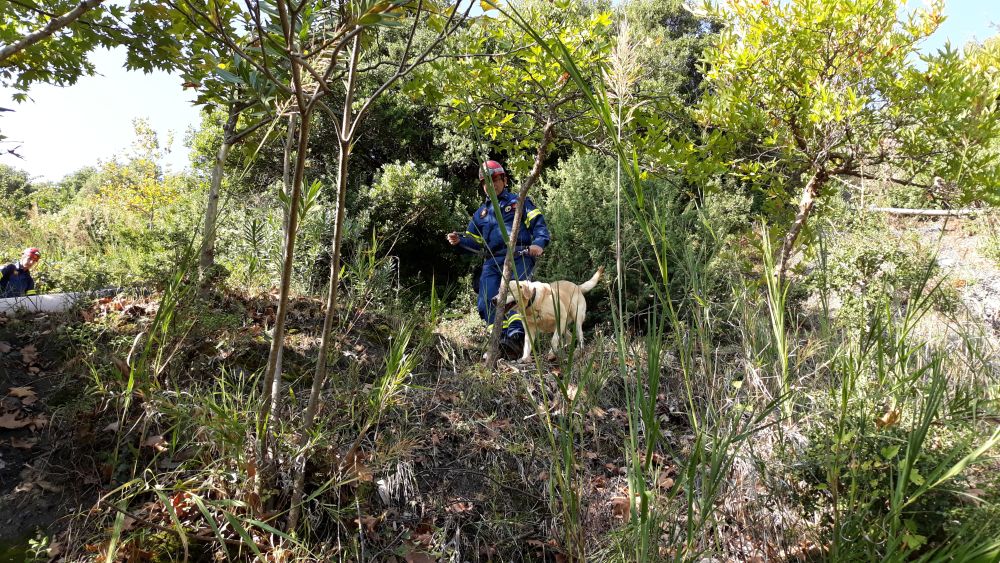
[
  {"x1": 0, "y1": 261, "x2": 35, "y2": 298},
  {"x1": 458, "y1": 190, "x2": 550, "y2": 259}
]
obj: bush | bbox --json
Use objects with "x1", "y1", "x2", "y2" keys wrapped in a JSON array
[
  {"x1": 807, "y1": 210, "x2": 953, "y2": 325},
  {"x1": 536, "y1": 151, "x2": 752, "y2": 323},
  {"x1": 353, "y1": 161, "x2": 465, "y2": 288},
  {"x1": 980, "y1": 215, "x2": 1000, "y2": 267}
]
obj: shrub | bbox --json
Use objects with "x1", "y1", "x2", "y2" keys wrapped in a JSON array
[
  {"x1": 536, "y1": 151, "x2": 752, "y2": 323},
  {"x1": 0, "y1": 163, "x2": 33, "y2": 218},
  {"x1": 354, "y1": 161, "x2": 465, "y2": 287},
  {"x1": 981, "y1": 214, "x2": 1000, "y2": 267},
  {"x1": 807, "y1": 210, "x2": 951, "y2": 325}
]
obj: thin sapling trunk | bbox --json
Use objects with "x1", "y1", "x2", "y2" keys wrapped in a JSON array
[
  {"x1": 287, "y1": 33, "x2": 362, "y2": 532},
  {"x1": 198, "y1": 107, "x2": 239, "y2": 277},
  {"x1": 485, "y1": 121, "x2": 555, "y2": 365}
]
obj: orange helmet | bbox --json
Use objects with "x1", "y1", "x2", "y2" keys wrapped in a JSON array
[{"x1": 478, "y1": 160, "x2": 506, "y2": 181}]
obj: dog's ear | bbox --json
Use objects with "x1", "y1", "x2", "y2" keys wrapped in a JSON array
[{"x1": 523, "y1": 282, "x2": 537, "y2": 304}]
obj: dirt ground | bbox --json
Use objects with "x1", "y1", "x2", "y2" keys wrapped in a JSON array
[
  {"x1": 917, "y1": 216, "x2": 1000, "y2": 336},
  {"x1": 0, "y1": 313, "x2": 96, "y2": 559}
]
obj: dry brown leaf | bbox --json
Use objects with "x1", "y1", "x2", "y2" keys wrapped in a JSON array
[
  {"x1": 47, "y1": 540, "x2": 65, "y2": 558},
  {"x1": 402, "y1": 543, "x2": 436, "y2": 563},
  {"x1": 10, "y1": 437, "x2": 37, "y2": 449},
  {"x1": 445, "y1": 500, "x2": 473, "y2": 514},
  {"x1": 657, "y1": 475, "x2": 675, "y2": 490},
  {"x1": 610, "y1": 496, "x2": 631, "y2": 521},
  {"x1": 7, "y1": 386, "x2": 36, "y2": 399},
  {"x1": 0, "y1": 341, "x2": 10, "y2": 353},
  {"x1": 36, "y1": 480, "x2": 64, "y2": 493},
  {"x1": 29, "y1": 414, "x2": 48, "y2": 430},
  {"x1": 411, "y1": 527, "x2": 434, "y2": 548},
  {"x1": 0, "y1": 411, "x2": 31, "y2": 429},
  {"x1": 565, "y1": 384, "x2": 578, "y2": 401},
  {"x1": 875, "y1": 408, "x2": 901, "y2": 428},
  {"x1": 356, "y1": 515, "x2": 379, "y2": 536},
  {"x1": 171, "y1": 491, "x2": 195, "y2": 519},
  {"x1": 143, "y1": 435, "x2": 169, "y2": 452},
  {"x1": 20, "y1": 344, "x2": 38, "y2": 364},
  {"x1": 112, "y1": 357, "x2": 130, "y2": 378}
]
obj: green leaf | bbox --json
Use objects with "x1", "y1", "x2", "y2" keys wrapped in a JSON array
[
  {"x1": 902, "y1": 532, "x2": 927, "y2": 550},
  {"x1": 881, "y1": 445, "x2": 901, "y2": 459},
  {"x1": 214, "y1": 67, "x2": 244, "y2": 85}
]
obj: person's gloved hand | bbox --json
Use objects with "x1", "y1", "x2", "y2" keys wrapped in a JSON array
[{"x1": 527, "y1": 244, "x2": 544, "y2": 257}]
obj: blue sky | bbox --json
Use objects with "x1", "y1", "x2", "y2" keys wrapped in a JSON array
[{"x1": 0, "y1": 0, "x2": 996, "y2": 182}]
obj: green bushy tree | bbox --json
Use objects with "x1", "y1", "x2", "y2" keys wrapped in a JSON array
[
  {"x1": 356, "y1": 160, "x2": 464, "y2": 285},
  {"x1": 699, "y1": 0, "x2": 1000, "y2": 277},
  {"x1": 0, "y1": 162, "x2": 33, "y2": 217}
]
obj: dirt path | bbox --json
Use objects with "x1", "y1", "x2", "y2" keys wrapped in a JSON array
[
  {"x1": 0, "y1": 314, "x2": 94, "y2": 558},
  {"x1": 921, "y1": 218, "x2": 1000, "y2": 337}
]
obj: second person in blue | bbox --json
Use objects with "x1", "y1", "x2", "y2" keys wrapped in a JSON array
[{"x1": 447, "y1": 160, "x2": 550, "y2": 357}]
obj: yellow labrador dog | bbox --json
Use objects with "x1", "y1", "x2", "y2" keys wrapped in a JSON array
[{"x1": 497, "y1": 267, "x2": 603, "y2": 362}]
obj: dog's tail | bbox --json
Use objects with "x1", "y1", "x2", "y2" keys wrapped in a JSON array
[{"x1": 579, "y1": 266, "x2": 604, "y2": 293}]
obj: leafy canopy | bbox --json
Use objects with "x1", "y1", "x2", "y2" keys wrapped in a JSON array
[
  {"x1": 699, "y1": 0, "x2": 1000, "y2": 205},
  {"x1": 416, "y1": 0, "x2": 613, "y2": 176}
]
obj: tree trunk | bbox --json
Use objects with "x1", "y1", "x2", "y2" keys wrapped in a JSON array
[
  {"x1": 287, "y1": 33, "x2": 362, "y2": 532},
  {"x1": 273, "y1": 113, "x2": 298, "y2": 403},
  {"x1": 199, "y1": 109, "x2": 238, "y2": 277},
  {"x1": 484, "y1": 121, "x2": 555, "y2": 365},
  {"x1": 777, "y1": 169, "x2": 828, "y2": 280},
  {"x1": 0, "y1": 0, "x2": 104, "y2": 63},
  {"x1": 256, "y1": 109, "x2": 312, "y2": 476}
]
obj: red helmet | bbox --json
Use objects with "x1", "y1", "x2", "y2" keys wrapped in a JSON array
[
  {"x1": 23, "y1": 247, "x2": 40, "y2": 259},
  {"x1": 478, "y1": 160, "x2": 506, "y2": 181}
]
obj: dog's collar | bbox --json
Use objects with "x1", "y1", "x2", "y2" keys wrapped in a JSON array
[{"x1": 525, "y1": 287, "x2": 537, "y2": 309}]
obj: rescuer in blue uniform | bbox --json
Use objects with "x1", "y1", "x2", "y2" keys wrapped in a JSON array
[
  {"x1": 446, "y1": 160, "x2": 550, "y2": 355},
  {"x1": 0, "y1": 247, "x2": 41, "y2": 298}
]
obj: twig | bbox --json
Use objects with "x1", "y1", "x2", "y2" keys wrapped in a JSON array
[{"x1": 867, "y1": 206, "x2": 986, "y2": 217}]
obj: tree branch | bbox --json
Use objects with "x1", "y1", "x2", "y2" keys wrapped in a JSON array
[
  {"x1": 484, "y1": 120, "x2": 556, "y2": 366},
  {"x1": 0, "y1": 0, "x2": 105, "y2": 64}
]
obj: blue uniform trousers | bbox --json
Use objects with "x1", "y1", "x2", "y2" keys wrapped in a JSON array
[{"x1": 477, "y1": 255, "x2": 534, "y2": 338}]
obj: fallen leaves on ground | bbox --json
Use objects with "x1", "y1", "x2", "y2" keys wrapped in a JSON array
[
  {"x1": 356, "y1": 514, "x2": 380, "y2": 537},
  {"x1": 876, "y1": 407, "x2": 901, "y2": 428},
  {"x1": 610, "y1": 496, "x2": 631, "y2": 521},
  {"x1": 401, "y1": 543, "x2": 436, "y2": 563},
  {"x1": 10, "y1": 437, "x2": 37, "y2": 449},
  {"x1": 28, "y1": 413, "x2": 48, "y2": 430},
  {"x1": 7, "y1": 386, "x2": 37, "y2": 405},
  {"x1": 143, "y1": 434, "x2": 168, "y2": 452},
  {"x1": 657, "y1": 474, "x2": 675, "y2": 490},
  {"x1": 445, "y1": 500, "x2": 473, "y2": 514},
  {"x1": 20, "y1": 344, "x2": 38, "y2": 364},
  {"x1": 0, "y1": 411, "x2": 32, "y2": 429}
]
